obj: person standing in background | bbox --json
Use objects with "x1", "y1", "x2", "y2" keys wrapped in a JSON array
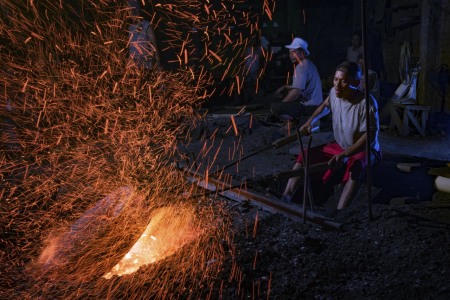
[
  {"x1": 347, "y1": 31, "x2": 363, "y2": 64},
  {"x1": 127, "y1": 0, "x2": 161, "y2": 70}
]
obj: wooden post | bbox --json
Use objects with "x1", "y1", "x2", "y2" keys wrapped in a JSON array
[{"x1": 418, "y1": 0, "x2": 445, "y2": 111}]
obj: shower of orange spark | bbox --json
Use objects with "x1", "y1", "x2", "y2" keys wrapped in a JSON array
[{"x1": 1, "y1": 0, "x2": 275, "y2": 298}]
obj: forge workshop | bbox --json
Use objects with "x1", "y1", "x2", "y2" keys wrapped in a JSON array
[{"x1": 2, "y1": 0, "x2": 450, "y2": 299}]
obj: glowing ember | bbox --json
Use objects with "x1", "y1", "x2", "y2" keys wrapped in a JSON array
[{"x1": 104, "y1": 204, "x2": 202, "y2": 279}]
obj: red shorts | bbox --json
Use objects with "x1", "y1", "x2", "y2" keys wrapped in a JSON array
[{"x1": 296, "y1": 142, "x2": 380, "y2": 183}]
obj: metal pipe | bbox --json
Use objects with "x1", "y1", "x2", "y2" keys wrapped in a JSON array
[
  {"x1": 361, "y1": 0, "x2": 373, "y2": 221},
  {"x1": 302, "y1": 136, "x2": 313, "y2": 224}
]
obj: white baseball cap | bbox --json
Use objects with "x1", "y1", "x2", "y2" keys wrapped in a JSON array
[{"x1": 285, "y1": 37, "x2": 310, "y2": 56}]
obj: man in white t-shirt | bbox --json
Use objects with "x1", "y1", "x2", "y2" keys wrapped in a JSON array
[
  {"x1": 271, "y1": 37, "x2": 323, "y2": 122},
  {"x1": 281, "y1": 61, "x2": 381, "y2": 210}
]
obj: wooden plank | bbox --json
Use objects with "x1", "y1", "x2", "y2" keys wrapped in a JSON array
[
  {"x1": 391, "y1": 104, "x2": 431, "y2": 136},
  {"x1": 401, "y1": 107, "x2": 410, "y2": 136},
  {"x1": 404, "y1": 105, "x2": 430, "y2": 111},
  {"x1": 405, "y1": 108, "x2": 425, "y2": 136},
  {"x1": 389, "y1": 104, "x2": 403, "y2": 133}
]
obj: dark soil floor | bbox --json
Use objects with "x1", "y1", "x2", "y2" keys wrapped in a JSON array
[{"x1": 181, "y1": 107, "x2": 450, "y2": 299}]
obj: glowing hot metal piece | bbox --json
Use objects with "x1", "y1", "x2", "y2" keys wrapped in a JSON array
[{"x1": 103, "y1": 204, "x2": 201, "y2": 279}]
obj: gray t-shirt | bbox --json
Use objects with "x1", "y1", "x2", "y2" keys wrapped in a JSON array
[
  {"x1": 329, "y1": 87, "x2": 380, "y2": 153},
  {"x1": 292, "y1": 59, "x2": 323, "y2": 106}
]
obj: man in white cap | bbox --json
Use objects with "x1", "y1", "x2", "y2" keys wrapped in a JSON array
[{"x1": 271, "y1": 37, "x2": 323, "y2": 123}]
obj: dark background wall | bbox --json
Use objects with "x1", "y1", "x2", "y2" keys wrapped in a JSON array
[
  {"x1": 260, "y1": 0, "x2": 450, "y2": 113},
  {"x1": 263, "y1": 0, "x2": 355, "y2": 82},
  {"x1": 60, "y1": 0, "x2": 450, "y2": 114}
]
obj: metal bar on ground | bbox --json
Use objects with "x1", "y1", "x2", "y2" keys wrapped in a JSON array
[{"x1": 184, "y1": 169, "x2": 342, "y2": 231}]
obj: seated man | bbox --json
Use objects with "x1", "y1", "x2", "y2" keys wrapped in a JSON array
[
  {"x1": 281, "y1": 61, "x2": 381, "y2": 210},
  {"x1": 270, "y1": 37, "x2": 323, "y2": 123}
]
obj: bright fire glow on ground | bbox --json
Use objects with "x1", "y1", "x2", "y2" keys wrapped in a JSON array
[
  {"x1": 104, "y1": 204, "x2": 202, "y2": 279},
  {"x1": 37, "y1": 186, "x2": 137, "y2": 268}
]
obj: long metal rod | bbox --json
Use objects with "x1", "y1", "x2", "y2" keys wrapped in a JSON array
[
  {"x1": 209, "y1": 132, "x2": 298, "y2": 177},
  {"x1": 295, "y1": 126, "x2": 308, "y2": 223},
  {"x1": 361, "y1": 0, "x2": 373, "y2": 221},
  {"x1": 302, "y1": 136, "x2": 312, "y2": 224},
  {"x1": 209, "y1": 143, "x2": 274, "y2": 177}
]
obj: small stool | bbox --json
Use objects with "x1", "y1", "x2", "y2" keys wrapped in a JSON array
[{"x1": 389, "y1": 103, "x2": 430, "y2": 136}]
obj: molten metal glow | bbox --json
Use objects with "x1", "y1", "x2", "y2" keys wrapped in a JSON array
[{"x1": 104, "y1": 204, "x2": 201, "y2": 279}]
